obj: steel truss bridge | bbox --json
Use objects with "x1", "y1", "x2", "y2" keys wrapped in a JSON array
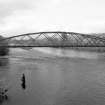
[{"x1": 1, "y1": 31, "x2": 105, "y2": 49}]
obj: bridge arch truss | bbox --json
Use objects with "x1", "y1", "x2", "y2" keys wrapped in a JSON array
[{"x1": 1, "y1": 31, "x2": 105, "y2": 48}]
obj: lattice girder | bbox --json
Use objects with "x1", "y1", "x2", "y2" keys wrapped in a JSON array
[{"x1": 0, "y1": 31, "x2": 105, "y2": 47}]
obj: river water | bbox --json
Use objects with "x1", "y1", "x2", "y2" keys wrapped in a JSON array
[{"x1": 0, "y1": 48, "x2": 105, "y2": 105}]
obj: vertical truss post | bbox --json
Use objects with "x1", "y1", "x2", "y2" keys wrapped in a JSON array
[{"x1": 61, "y1": 32, "x2": 68, "y2": 47}]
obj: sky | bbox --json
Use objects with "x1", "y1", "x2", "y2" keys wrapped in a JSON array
[{"x1": 0, "y1": 0, "x2": 105, "y2": 37}]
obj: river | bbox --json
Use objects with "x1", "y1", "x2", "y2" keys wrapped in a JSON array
[{"x1": 0, "y1": 48, "x2": 105, "y2": 105}]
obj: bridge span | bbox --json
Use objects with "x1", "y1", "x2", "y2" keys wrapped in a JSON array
[{"x1": 0, "y1": 31, "x2": 105, "y2": 49}]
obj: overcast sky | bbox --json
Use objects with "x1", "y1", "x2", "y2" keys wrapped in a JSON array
[{"x1": 0, "y1": 0, "x2": 105, "y2": 37}]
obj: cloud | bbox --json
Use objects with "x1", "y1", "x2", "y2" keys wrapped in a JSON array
[
  {"x1": 0, "y1": 0, "x2": 38, "y2": 20},
  {"x1": 0, "y1": 0, "x2": 105, "y2": 36}
]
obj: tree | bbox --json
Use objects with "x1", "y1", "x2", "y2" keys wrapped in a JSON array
[{"x1": 0, "y1": 36, "x2": 9, "y2": 56}]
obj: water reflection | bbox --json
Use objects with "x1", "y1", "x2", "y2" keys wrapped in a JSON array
[
  {"x1": 0, "y1": 87, "x2": 8, "y2": 104},
  {"x1": 21, "y1": 73, "x2": 26, "y2": 90},
  {"x1": 0, "y1": 57, "x2": 9, "y2": 104},
  {"x1": 0, "y1": 58, "x2": 9, "y2": 67}
]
